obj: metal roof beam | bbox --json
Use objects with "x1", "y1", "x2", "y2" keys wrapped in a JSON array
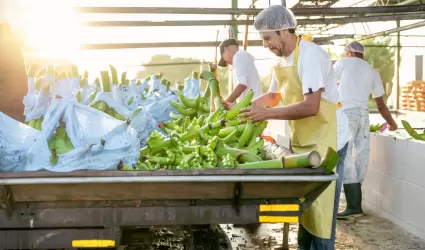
[
  {"x1": 24, "y1": 35, "x2": 353, "y2": 51},
  {"x1": 357, "y1": 20, "x2": 425, "y2": 41},
  {"x1": 75, "y1": 4, "x2": 425, "y2": 16},
  {"x1": 85, "y1": 13, "x2": 425, "y2": 27}
]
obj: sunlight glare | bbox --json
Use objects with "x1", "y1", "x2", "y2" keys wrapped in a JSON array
[{"x1": 23, "y1": 0, "x2": 82, "y2": 54}]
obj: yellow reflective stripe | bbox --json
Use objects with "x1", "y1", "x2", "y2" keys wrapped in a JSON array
[
  {"x1": 259, "y1": 204, "x2": 299, "y2": 212},
  {"x1": 259, "y1": 216, "x2": 299, "y2": 223},
  {"x1": 72, "y1": 240, "x2": 115, "y2": 248}
]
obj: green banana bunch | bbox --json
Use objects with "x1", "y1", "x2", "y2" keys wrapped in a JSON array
[
  {"x1": 401, "y1": 120, "x2": 425, "y2": 141},
  {"x1": 370, "y1": 123, "x2": 384, "y2": 132},
  {"x1": 90, "y1": 100, "x2": 109, "y2": 113},
  {"x1": 48, "y1": 127, "x2": 75, "y2": 155},
  {"x1": 26, "y1": 116, "x2": 44, "y2": 131}
]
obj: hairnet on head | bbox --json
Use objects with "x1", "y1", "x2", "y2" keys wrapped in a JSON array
[
  {"x1": 344, "y1": 41, "x2": 365, "y2": 55},
  {"x1": 254, "y1": 5, "x2": 297, "y2": 32}
]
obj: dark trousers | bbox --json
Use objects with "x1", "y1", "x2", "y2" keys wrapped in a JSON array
[{"x1": 297, "y1": 143, "x2": 349, "y2": 250}]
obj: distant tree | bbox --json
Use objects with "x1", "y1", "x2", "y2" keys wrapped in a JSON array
[
  {"x1": 363, "y1": 37, "x2": 395, "y2": 92},
  {"x1": 136, "y1": 55, "x2": 234, "y2": 95},
  {"x1": 136, "y1": 54, "x2": 201, "y2": 87},
  {"x1": 363, "y1": 37, "x2": 395, "y2": 108}
]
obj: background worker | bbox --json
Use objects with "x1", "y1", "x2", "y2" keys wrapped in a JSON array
[
  {"x1": 225, "y1": 5, "x2": 351, "y2": 249},
  {"x1": 210, "y1": 38, "x2": 262, "y2": 105},
  {"x1": 334, "y1": 41, "x2": 398, "y2": 219}
]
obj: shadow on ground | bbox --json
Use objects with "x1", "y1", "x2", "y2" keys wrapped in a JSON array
[{"x1": 223, "y1": 196, "x2": 425, "y2": 250}]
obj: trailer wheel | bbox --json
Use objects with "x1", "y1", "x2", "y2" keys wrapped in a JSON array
[{"x1": 187, "y1": 225, "x2": 232, "y2": 250}]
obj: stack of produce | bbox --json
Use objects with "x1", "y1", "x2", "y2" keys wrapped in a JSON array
[
  {"x1": 129, "y1": 71, "x2": 339, "y2": 173},
  {"x1": 89, "y1": 70, "x2": 127, "y2": 120},
  {"x1": 400, "y1": 81, "x2": 425, "y2": 111},
  {"x1": 182, "y1": 72, "x2": 202, "y2": 99},
  {"x1": 370, "y1": 123, "x2": 386, "y2": 132}
]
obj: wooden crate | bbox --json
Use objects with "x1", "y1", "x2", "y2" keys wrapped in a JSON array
[{"x1": 399, "y1": 81, "x2": 425, "y2": 111}]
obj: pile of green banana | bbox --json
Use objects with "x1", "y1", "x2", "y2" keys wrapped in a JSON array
[
  {"x1": 27, "y1": 116, "x2": 44, "y2": 131},
  {"x1": 370, "y1": 123, "x2": 385, "y2": 132},
  {"x1": 89, "y1": 69, "x2": 127, "y2": 120},
  {"x1": 121, "y1": 69, "x2": 340, "y2": 172},
  {"x1": 48, "y1": 127, "x2": 75, "y2": 164},
  {"x1": 90, "y1": 100, "x2": 126, "y2": 120},
  {"x1": 133, "y1": 88, "x2": 267, "y2": 171}
]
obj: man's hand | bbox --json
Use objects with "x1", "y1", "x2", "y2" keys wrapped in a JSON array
[
  {"x1": 388, "y1": 122, "x2": 398, "y2": 131},
  {"x1": 374, "y1": 97, "x2": 398, "y2": 132},
  {"x1": 223, "y1": 100, "x2": 235, "y2": 110},
  {"x1": 239, "y1": 106, "x2": 270, "y2": 123},
  {"x1": 209, "y1": 63, "x2": 217, "y2": 71}
]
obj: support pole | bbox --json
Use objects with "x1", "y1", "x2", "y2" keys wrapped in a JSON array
[
  {"x1": 396, "y1": 20, "x2": 401, "y2": 110},
  {"x1": 75, "y1": 5, "x2": 425, "y2": 16},
  {"x1": 228, "y1": 0, "x2": 238, "y2": 98},
  {"x1": 282, "y1": 223, "x2": 290, "y2": 250},
  {"x1": 280, "y1": 4, "x2": 290, "y2": 250}
]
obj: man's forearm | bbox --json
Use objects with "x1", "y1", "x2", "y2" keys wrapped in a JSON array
[
  {"x1": 226, "y1": 84, "x2": 247, "y2": 103},
  {"x1": 266, "y1": 101, "x2": 319, "y2": 120},
  {"x1": 378, "y1": 105, "x2": 396, "y2": 126},
  {"x1": 375, "y1": 97, "x2": 397, "y2": 126}
]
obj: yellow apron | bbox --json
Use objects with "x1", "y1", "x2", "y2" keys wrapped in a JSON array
[{"x1": 272, "y1": 36, "x2": 337, "y2": 239}]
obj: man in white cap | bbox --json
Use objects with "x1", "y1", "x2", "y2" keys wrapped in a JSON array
[
  {"x1": 334, "y1": 41, "x2": 397, "y2": 219},
  {"x1": 228, "y1": 5, "x2": 351, "y2": 250},
  {"x1": 210, "y1": 38, "x2": 262, "y2": 104}
]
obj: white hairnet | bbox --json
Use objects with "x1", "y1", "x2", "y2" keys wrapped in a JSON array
[
  {"x1": 345, "y1": 41, "x2": 365, "y2": 55},
  {"x1": 254, "y1": 5, "x2": 297, "y2": 32}
]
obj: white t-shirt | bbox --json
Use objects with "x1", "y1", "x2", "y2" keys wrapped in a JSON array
[
  {"x1": 232, "y1": 50, "x2": 262, "y2": 101},
  {"x1": 268, "y1": 40, "x2": 350, "y2": 151},
  {"x1": 334, "y1": 57, "x2": 385, "y2": 111}
]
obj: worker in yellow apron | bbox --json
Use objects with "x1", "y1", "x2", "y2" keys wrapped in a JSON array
[{"x1": 228, "y1": 5, "x2": 351, "y2": 250}]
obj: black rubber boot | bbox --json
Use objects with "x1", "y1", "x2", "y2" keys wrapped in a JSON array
[{"x1": 337, "y1": 183, "x2": 363, "y2": 219}]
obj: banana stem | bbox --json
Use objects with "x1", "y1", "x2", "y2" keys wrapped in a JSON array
[
  {"x1": 121, "y1": 72, "x2": 127, "y2": 85},
  {"x1": 237, "y1": 159, "x2": 282, "y2": 169},
  {"x1": 100, "y1": 71, "x2": 111, "y2": 92},
  {"x1": 318, "y1": 147, "x2": 339, "y2": 173},
  {"x1": 71, "y1": 65, "x2": 79, "y2": 77},
  {"x1": 214, "y1": 96, "x2": 225, "y2": 110},
  {"x1": 202, "y1": 81, "x2": 211, "y2": 99},
  {"x1": 109, "y1": 65, "x2": 118, "y2": 85},
  {"x1": 214, "y1": 140, "x2": 261, "y2": 163},
  {"x1": 282, "y1": 151, "x2": 321, "y2": 168}
]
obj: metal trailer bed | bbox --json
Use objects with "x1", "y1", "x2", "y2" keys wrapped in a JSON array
[{"x1": 0, "y1": 168, "x2": 337, "y2": 249}]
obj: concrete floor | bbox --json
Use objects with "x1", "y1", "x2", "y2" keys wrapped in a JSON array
[{"x1": 223, "y1": 195, "x2": 425, "y2": 250}]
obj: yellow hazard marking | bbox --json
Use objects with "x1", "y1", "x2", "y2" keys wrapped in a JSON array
[
  {"x1": 72, "y1": 240, "x2": 115, "y2": 248},
  {"x1": 259, "y1": 216, "x2": 299, "y2": 223},
  {"x1": 259, "y1": 204, "x2": 299, "y2": 212}
]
